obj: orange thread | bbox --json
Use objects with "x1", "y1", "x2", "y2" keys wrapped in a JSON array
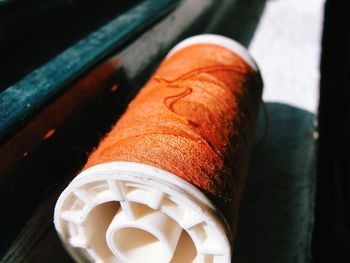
[
  {"x1": 43, "y1": 128, "x2": 56, "y2": 140},
  {"x1": 84, "y1": 44, "x2": 263, "y2": 238},
  {"x1": 110, "y1": 84, "x2": 119, "y2": 92}
]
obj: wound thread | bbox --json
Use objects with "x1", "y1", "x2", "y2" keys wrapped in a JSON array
[
  {"x1": 85, "y1": 42, "x2": 262, "y2": 236},
  {"x1": 54, "y1": 35, "x2": 263, "y2": 263}
]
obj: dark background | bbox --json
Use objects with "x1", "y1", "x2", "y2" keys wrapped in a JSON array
[{"x1": 312, "y1": 0, "x2": 350, "y2": 261}]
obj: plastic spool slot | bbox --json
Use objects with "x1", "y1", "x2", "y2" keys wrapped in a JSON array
[
  {"x1": 55, "y1": 35, "x2": 258, "y2": 263},
  {"x1": 55, "y1": 162, "x2": 231, "y2": 263}
]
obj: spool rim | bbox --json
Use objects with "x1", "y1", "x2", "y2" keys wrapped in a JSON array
[
  {"x1": 54, "y1": 162, "x2": 231, "y2": 263},
  {"x1": 53, "y1": 34, "x2": 259, "y2": 262},
  {"x1": 166, "y1": 34, "x2": 258, "y2": 71}
]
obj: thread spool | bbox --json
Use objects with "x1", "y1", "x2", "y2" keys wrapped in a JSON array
[{"x1": 54, "y1": 34, "x2": 262, "y2": 263}]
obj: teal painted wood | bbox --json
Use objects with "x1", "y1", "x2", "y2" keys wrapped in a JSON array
[{"x1": 0, "y1": 0, "x2": 178, "y2": 140}]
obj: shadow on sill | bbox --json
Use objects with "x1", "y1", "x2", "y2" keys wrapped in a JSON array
[{"x1": 234, "y1": 102, "x2": 315, "y2": 263}]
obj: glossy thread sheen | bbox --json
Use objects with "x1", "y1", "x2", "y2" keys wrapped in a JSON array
[{"x1": 84, "y1": 44, "x2": 263, "y2": 238}]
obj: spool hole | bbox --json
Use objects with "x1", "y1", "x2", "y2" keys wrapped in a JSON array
[
  {"x1": 172, "y1": 230, "x2": 197, "y2": 263},
  {"x1": 83, "y1": 201, "x2": 120, "y2": 260},
  {"x1": 113, "y1": 227, "x2": 168, "y2": 263},
  {"x1": 73, "y1": 199, "x2": 198, "y2": 262}
]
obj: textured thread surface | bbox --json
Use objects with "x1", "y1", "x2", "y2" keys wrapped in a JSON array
[{"x1": 84, "y1": 43, "x2": 263, "y2": 237}]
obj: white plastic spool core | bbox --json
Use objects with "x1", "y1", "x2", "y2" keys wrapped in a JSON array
[
  {"x1": 54, "y1": 35, "x2": 258, "y2": 263},
  {"x1": 106, "y1": 206, "x2": 183, "y2": 263}
]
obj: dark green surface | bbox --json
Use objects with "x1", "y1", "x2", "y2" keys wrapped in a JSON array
[
  {"x1": 0, "y1": 0, "x2": 140, "y2": 91},
  {"x1": 0, "y1": 0, "x2": 178, "y2": 141},
  {"x1": 0, "y1": 0, "x2": 214, "y2": 258}
]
